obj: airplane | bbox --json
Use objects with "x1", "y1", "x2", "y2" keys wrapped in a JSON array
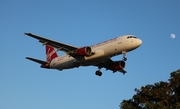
[{"x1": 25, "y1": 33, "x2": 142, "y2": 76}]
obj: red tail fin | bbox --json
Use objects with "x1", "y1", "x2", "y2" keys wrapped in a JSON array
[{"x1": 46, "y1": 45, "x2": 58, "y2": 63}]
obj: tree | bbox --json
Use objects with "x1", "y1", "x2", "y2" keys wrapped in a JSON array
[{"x1": 120, "y1": 69, "x2": 180, "y2": 109}]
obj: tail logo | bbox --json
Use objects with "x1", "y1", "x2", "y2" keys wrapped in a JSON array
[
  {"x1": 46, "y1": 45, "x2": 58, "y2": 63},
  {"x1": 46, "y1": 48, "x2": 56, "y2": 62}
]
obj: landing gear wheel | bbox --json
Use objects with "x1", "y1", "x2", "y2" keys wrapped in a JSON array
[
  {"x1": 122, "y1": 51, "x2": 127, "y2": 61},
  {"x1": 95, "y1": 71, "x2": 102, "y2": 76},
  {"x1": 99, "y1": 72, "x2": 102, "y2": 76},
  {"x1": 123, "y1": 57, "x2": 127, "y2": 61}
]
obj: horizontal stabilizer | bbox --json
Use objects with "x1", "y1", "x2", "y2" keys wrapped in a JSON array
[{"x1": 26, "y1": 57, "x2": 48, "y2": 65}]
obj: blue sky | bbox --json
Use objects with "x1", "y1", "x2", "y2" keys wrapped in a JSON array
[{"x1": 0, "y1": 0, "x2": 180, "y2": 109}]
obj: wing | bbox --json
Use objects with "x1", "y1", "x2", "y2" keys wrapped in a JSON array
[
  {"x1": 25, "y1": 33, "x2": 78, "y2": 53},
  {"x1": 96, "y1": 58, "x2": 127, "y2": 74}
]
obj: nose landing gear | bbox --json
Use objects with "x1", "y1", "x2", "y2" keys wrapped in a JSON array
[{"x1": 122, "y1": 51, "x2": 127, "y2": 61}]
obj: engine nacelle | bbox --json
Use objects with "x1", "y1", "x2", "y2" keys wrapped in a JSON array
[
  {"x1": 75, "y1": 46, "x2": 92, "y2": 56},
  {"x1": 111, "y1": 61, "x2": 126, "y2": 70}
]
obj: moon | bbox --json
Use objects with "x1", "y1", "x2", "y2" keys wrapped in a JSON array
[{"x1": 170, "y1": 33, "x2": 176, "y2": 39}]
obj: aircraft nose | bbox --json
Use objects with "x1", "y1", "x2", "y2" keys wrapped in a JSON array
[{"x1": 137, "y1": 39, "x2": 142, "y2": 46}]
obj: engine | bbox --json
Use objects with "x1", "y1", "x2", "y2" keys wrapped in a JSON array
[
  {"x1": 111, "y1": 61, "x2": 126, "y2": 70},
  {"x1": 75, "y1": 46, "x2": 92, "y2": 56}
]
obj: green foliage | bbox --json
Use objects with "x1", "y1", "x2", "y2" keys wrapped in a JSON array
[{"x1": 120, "y1": 70, "x2": 180, "y2": 109}]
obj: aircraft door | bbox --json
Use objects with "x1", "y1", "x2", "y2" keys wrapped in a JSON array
[{"x1": 118, "y1": 37, "x2": 122, "y2": 44}]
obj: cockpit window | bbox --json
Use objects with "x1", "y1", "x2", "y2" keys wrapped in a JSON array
[{"x1": 127, "y1": 36, "x2": 137, "y2": 38}]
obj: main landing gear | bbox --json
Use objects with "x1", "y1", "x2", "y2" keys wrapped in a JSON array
[
  {"x1": 95, "y1": 51, "x2": 127, "y2": 76},
  {"x1": 95, "y1": 70, "x2": 102, "y2": 76},
  {"x1": 122, "y1": 51, "x2": 127, "y2": 61}
]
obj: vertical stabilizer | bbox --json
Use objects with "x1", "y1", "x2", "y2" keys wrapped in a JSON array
[{"x1": 46, "y1": 45, "x2": 58, "y2": 63}]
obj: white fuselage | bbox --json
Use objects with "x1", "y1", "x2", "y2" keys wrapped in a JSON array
[{"x1": 49, "y1": 35, "x2": 142, "y2": 70}]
